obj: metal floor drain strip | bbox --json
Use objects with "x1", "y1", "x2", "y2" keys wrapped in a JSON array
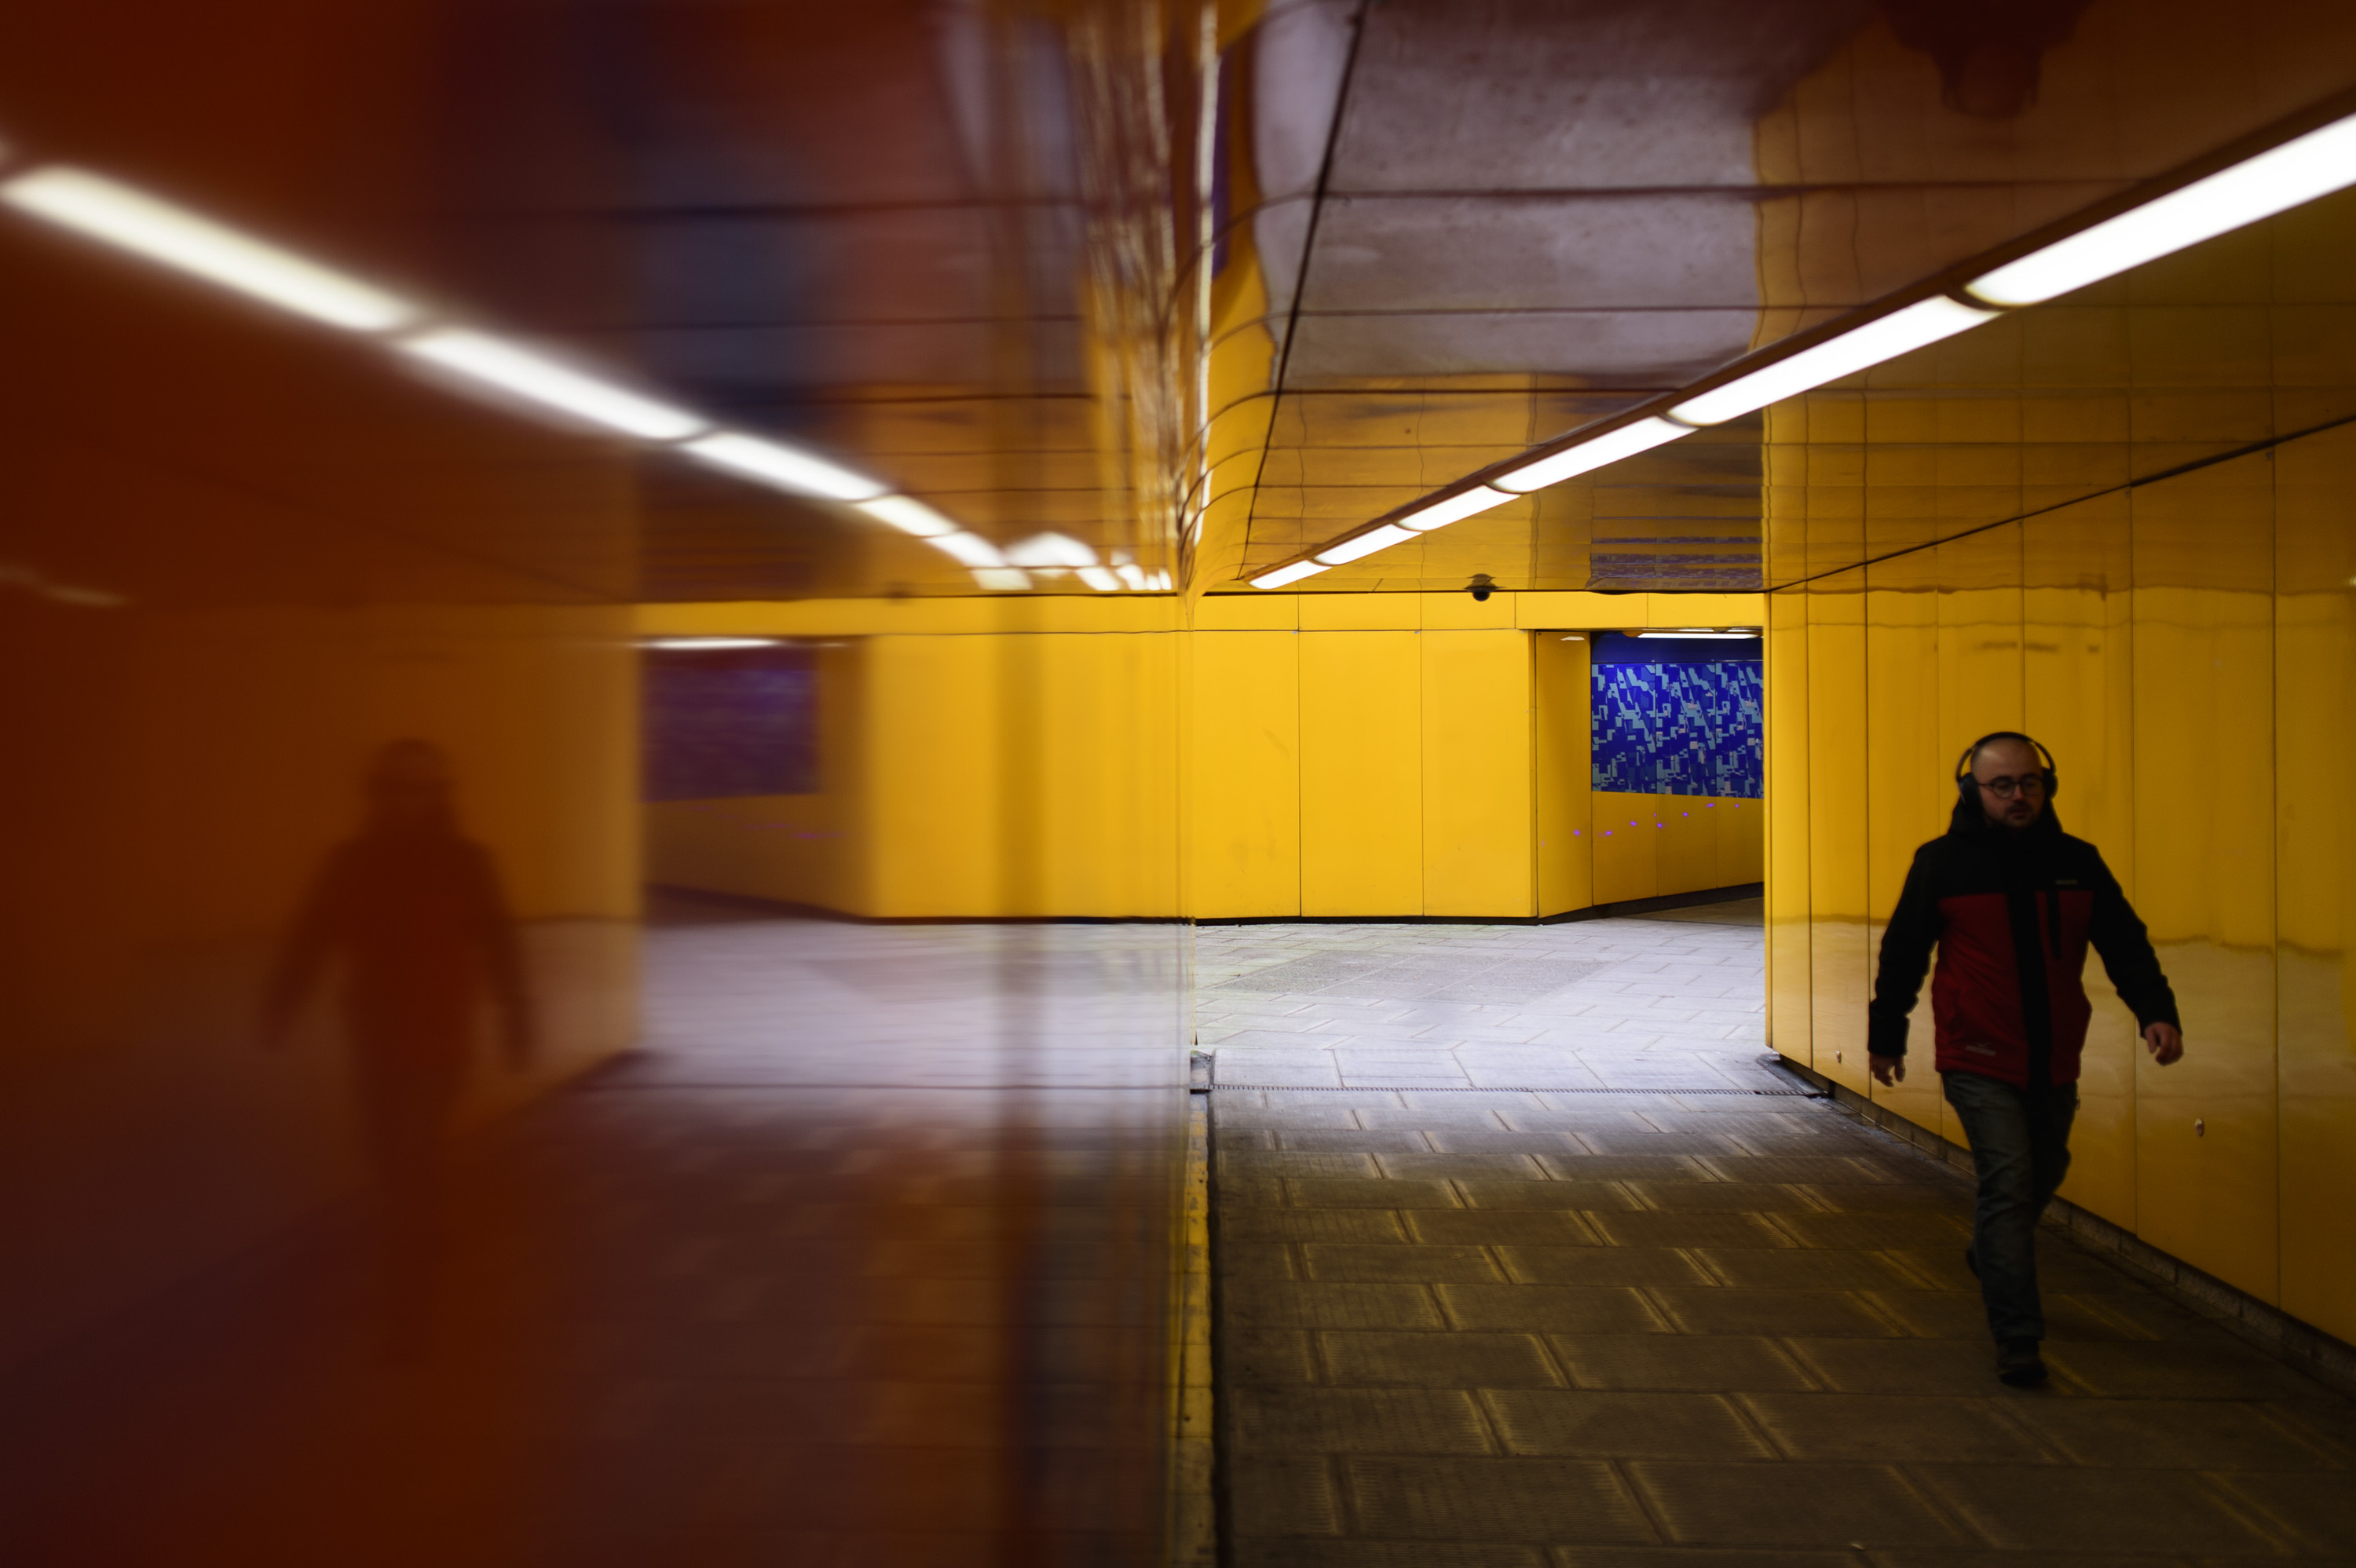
[{"x1": 1210, "y1": 1082, "x2": 1815, "y2": 1097}]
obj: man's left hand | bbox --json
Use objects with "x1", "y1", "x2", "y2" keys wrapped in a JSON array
[{"x1": 2143, "y1": 1022, "x2": 2184, "y2": 1065}]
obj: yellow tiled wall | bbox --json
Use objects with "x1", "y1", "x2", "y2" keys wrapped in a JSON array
[
  {"x1": 642, "y1": 591, "x2": 1765, "y2": 923},
  {"x1": 1765, "y1": 421, "x2": 2356, "y2": 1341}
]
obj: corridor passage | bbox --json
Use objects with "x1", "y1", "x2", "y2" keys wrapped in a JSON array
[{"x1": 1204, "y1": 905, "x2": 2356, "y2": 1563}]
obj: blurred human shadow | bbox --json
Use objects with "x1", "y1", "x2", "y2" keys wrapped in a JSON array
[{"x1": 262, "y1": 740, "x2": 533, "y2": 1356}]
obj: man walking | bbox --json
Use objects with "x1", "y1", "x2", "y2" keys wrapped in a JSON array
[{"x1": 1868, "y1": 733, "x2": 2184, "y2": 1387}]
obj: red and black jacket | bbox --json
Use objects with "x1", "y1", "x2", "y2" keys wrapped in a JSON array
[{"x1": 1868, "y1": 806, "x2": 2178, "y2": 1089}]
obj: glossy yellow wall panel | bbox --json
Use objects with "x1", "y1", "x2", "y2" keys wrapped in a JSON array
[
  {"x1": 2274, "y1": 425, "x2": 2356, "y2": 1341},
  {"x1": 1189, "y1": 631, "x2": 1302, "y2": 918},
  {"x1": 1766, "y1": 588, "x2": 1813, "y2": 1065},
  {"x1": 862, "y1": 634, "x2": 1004, "y2": 919},
  {"x1": 1807, "y1": 574, "x2": 1871, "y2": 1092},
  {"x1": 2131, "y1": 454, "x2": 2277, "y2": 1303},
  {"x1": 1299, "y1": 631, "x2": 1422, "y2": 914},
  {"x1": 1422, "y1": 632, "x2": 1534, "y2": 916},
  {"x1": 1031, "y1": 634, "x2": 1183, "y2": 918},
  {"x1": 1592, "y1": 793, "x2": 1658, "y2": 905},
  {"x1": 2025, "y1": 493, "x2": 2140, "y2": 1229},
  {"x1": 1533, "y1": 632, "x2": 1593, "y2": 916},
  {"x1": 1864, "y1": 548, "x2": 1946, "y2": 1131}
]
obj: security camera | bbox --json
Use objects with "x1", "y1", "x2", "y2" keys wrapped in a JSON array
[{"x1": 1468, "y1": 573, "x2": 1496, "y2": 602}]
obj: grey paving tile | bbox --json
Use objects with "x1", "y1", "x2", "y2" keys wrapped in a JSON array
[
  {"x1": 1319, "y1": 1331, "x2": 1564, "y2": 1390},
  {"x1": 2208, "y1": 1469, "x2": 2356, "y2": 1554},
  {"x1": 1226, "y1": 1281, "x2": 1443, "y2": 1331},
  {"x1": 1912, "y1": 1465, "x2": 2285, "y2": 1555},
  {"x1": 1738, "y1": 1391, "x2": 2054, "y2": 1463},
  {"x1": 1692, "y1": 1249, "x2": 1917, "y2": 1291},
  {"x1": 1290, "y1": 1178, "x2": 1464, "y2": 1209},
  {"x1": 1771, "y1": 1211, "x2": 1970, "y2": 1251},
  {"x1": 2005, "y1": 1398, "x2": 2348, "y2": 1470},
  {"x1": 1623, "y1": 1182, "x2": 1823, "y2": 1213},
  {"x1": 1223, "y1": 1329, "x2": 1320, "y2": 1387},
  {"x1": 1224, "y1": 1208, "x2": 1412, "y2": 1245},
  {"x1": 1223, "y1": 1151, "x2": 1383, "y2": 1179},
  {"x1": 1533, "y1": 1155, "x2": 1709, "y2": 1182},
  {"x1": 1587, "y1": 1212, "x2": 1794, "y2": 1250},
  {"x1": 1404, "y1": 1211, "x2": 1604, "y2": 1248},
  {"x1": 1485, "y1": 1390, "x2": 1774, "y2": 1460},
  {"x1": 1343, "y1": 1457, "x2": 1656, "y2": 1545},
  {"x1": 1437, "y1": 1285, "x2": 1671, "y2": 1335},
  {"x1": 1231, "y1": 1386, "x2": 1494, "y2": 1455},
  {"x1": 1377, "y1": 1153, "x2": 1550, "y2": 1179},
  {"x1": 1304, "y1": 1244, "x2": 1505, "y2": 1285},
  {"x1": 1626, "y1": 1460, "x2": 1972, "y2": 1549},
  {"x1": 2040, "y1": 1341, "x2": 2332, "y2": 1400},
  {"x1": 1648, "y1": 1288, "x2": 1903, "y2": 1338},
  {"x1": 1496, "y1": 1248, "x2": 1715, "y2": 1288},
  {"x1": 1278, "y1": 1130, "x2": 1437, "y2": 1152},
  {"x1": 1783, "y1": 1337, "x2": 2019, "y2": 1396},
  {"x1": 1229, "y1": 1453, "x2": 1343, "y2": 1536},
  {"x1": 1458, "y1": 1181, "x2": 1641, "y2": 1212},
  {"x1": 1220, "y1": 1241, "x2": 1301, "y2": 1281},
  {"x1": 1549, "y1": 1335, "x2": 1818, "y2": 1393},
  {"x1": 1235, "y1": 1542, "x2": 1547, "y2": 1568}
]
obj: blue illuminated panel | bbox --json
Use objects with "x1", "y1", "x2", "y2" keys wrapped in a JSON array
[{"x1": 1590, "y1": 634, "x2": 1762, "y2": 798}]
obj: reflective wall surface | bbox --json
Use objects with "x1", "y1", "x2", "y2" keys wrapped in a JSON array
[
  {"x1": 0, "y1": 2, "x2": 1191, "y2": 1561},
  {"x1": 1762, "y1": 174, "x2": 2356, "y2": 1337}
]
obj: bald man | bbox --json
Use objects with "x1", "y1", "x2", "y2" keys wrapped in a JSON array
[{"x1": 1868, "y1": 733, "x2": 2183, "y2": 1387}]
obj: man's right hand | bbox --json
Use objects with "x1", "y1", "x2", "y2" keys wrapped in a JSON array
[{"x1": 1869, "y1": 1052, "x2": 1905, "y2": 1087}]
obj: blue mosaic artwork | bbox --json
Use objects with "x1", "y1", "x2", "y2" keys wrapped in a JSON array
[
  {"x1": 644, "y1": 647, "x2": 819, "y2": 801},
  {"x1": 1590, "y1": 641, "x2": 1762, "y2": 799}
]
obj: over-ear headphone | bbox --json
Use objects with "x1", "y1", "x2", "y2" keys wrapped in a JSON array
[{"x1": 1955, "y1": 732, "x2": 2058, "y2": 805}]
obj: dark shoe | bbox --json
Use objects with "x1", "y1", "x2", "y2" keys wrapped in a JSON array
[{"x1": 1996, "y1": 1339, "x2": 2047, "y2": 1387}]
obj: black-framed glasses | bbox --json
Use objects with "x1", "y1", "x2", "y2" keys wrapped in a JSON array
[{"x1": 1980, "y1": 773, "x2": 2047, "y2": 799}]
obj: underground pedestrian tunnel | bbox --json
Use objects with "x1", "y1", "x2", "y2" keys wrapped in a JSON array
[{"x1": 5, "y1": 2, "x2": 2356, "y2": 1562}]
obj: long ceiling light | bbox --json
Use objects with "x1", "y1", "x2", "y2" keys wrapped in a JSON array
[
  {"x1": 1492, "y1": 416, "x2": 1688, "y2": 492},
  {"x1": 1242, "y1": 104, "x2": 2356, "y2": 589},
  {"x1": 1666, "y1": 297, "x2": 1996, "y2": 427},
  {"x1": 404, "y1": 329, "x2": 708, "y2": 441},
  {"x1": 1966, "y1": 110, "x2": 2356, "y2": 307},
  {"x1": 0, "y1": 166, "x2": 422, "y2": 332},
  {"x1": 0, "y1": 157, "x2": 1171, "y2": 597}
]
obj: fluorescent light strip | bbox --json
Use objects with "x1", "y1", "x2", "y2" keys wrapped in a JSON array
[
  {"x1": 682, "y1": 430, "x2": 887, "y2": 501},
  {"x1": 1399, "y1": 486, "x2": 1514, "y2": 531},
  {"x1": 1075, "y1": 565, "x2": 1122, "y2": 592},
  {"x1": 642, "y1": 638, "x2": 781, "y2": 650},
  {"x1": 971, "y1": 567, "x2": 1030, "y2": 591},
  {"x1": 1669, "y1": 297, "x2": 1997, "y2": 426},
  {"x1": 1635, "y1": 630, "x2": 1756, "y2": 640},
  {"x1": 405, "y1": 329, "x2": 708, "y2": 440},
  {"x1": 1970, "y1": 110, "x2": 2356, "y2": 306},
  {"x1": 1314, "y1": 523, "x2": 1417, "y2": 565},
  {"x1": 1493, "y1": 417, "x2": 1689, "y2": 492},
  {"x1": 1251, "y1": 561, "x2": 1328, "y2": 590},
  {"x1": 0, "y1": 166, "x2": 422, "y2": 332}
]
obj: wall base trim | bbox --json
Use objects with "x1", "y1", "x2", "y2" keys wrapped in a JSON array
[{"x1": 1765, "y1": 1052, "x2": 2356, "y2": 1401}]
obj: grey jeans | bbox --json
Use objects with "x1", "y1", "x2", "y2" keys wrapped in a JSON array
[{"x1": 1940, "y1": 1069, "x2": 2079, "y2": 1344}]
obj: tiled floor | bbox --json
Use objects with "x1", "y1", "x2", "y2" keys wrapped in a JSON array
[
  {"x1": 1205, "y1": 904, "x2": 2356, "y2": 1564},
  {"x1": 1196, "y1": 902, "x2": 1772, "y2": 1093}
]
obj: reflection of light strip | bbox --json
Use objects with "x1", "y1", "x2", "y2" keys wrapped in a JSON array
[
  {"x1": 405, "y1": 329, "x2": 707, "y2": 440},
  {"x1": 0, "y1": 166, "x2": 422, "y2": 332},
  {"x1": 1250, "y1": 561, "x2": 1328, "y2": 590},
  {"x1": 682, "y1": 431, "x2": 886, "y2": 500},
  {"x1": 1399, "y1": 486, "x2": 1513, "y2": 531},
  {"x1": 0, "y1": 156, "x2": 1154, "y2": 594},
  {"x1": 1315, "y1": 523, "x2": 1416, "y2": 565},
  {"x1": 1493, "y1": 418, "x2": 1688, "y2": 492},
  {"x1": 855, "y1": 495, "x2": 958, "y2": 537},
  {"x1": 1636, "y1": 630, "x2": 1757, "y2": 639},
  {"x1": 1969, "y1": 110, "x2": 2356, "y2": 306},
  {"x1": 929, "y1": 531, "x2": 1011, "y2": 568},
  {"x1": 1668, "y1": 298, "x2": 1996, "y2": 426},
  {"x1": 642, "y1": 637, "x2": 781, "y2": 650}
]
